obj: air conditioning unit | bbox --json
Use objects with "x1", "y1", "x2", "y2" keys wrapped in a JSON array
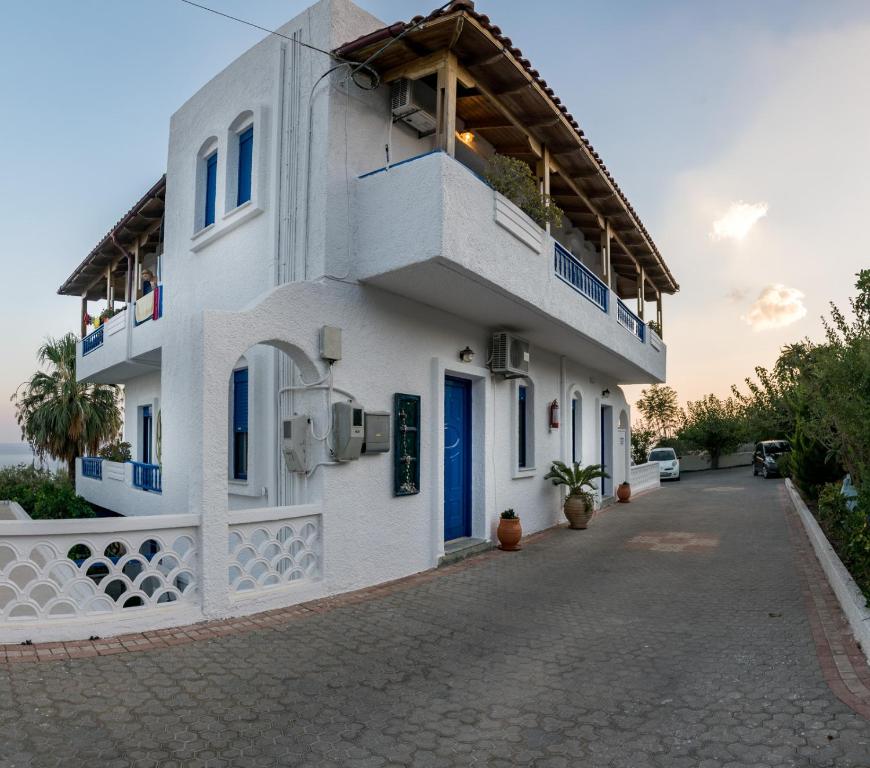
[
  {"x1": 490, "y1": 332, "x2": 531, "y2": 377},
  {"x1": 390, "y1": 78, "x2": 437, "y2": 136}
]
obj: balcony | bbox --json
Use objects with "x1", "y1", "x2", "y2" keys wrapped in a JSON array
[
  {"x1": 352, "y1": 151, "x2": 665, "y2": 383},
  {"x1": 77, "y1": 288, "x2": 163, "y2": 384},
  {"x1": 76, "y1": 458, "x2": 164, "y2": 517}
]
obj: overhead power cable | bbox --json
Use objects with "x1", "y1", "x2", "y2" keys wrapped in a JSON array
[{"x1": 177, "y1": 0, "x2": 344, "y2": 61}]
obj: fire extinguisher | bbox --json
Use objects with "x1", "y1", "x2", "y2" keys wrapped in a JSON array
[{"x1": 549, "y1": 399, "x2": 560, "y2": 429}]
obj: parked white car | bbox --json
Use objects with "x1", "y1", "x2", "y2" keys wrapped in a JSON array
[{"x1": 648, "y1": 447, "x2": 681, "y2": 481}]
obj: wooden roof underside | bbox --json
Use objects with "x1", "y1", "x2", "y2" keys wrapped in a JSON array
[
  {"x1": 337, "y1": 7, "x2": 678, "y2": 295},
  {"x1": 58, "y1": 176, "x2": 166, "y2": 300}
]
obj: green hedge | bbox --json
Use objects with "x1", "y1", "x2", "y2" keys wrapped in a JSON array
[
  {"x1": 816, "y1": 483, "x2": 870, "y2": 601},
  {"x1": 0, "y1": 465, "x2": 95, "y2": 520}
]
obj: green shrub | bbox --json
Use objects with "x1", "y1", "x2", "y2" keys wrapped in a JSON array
[
  {"x1": 99, "y1": 440, "x2": 132, "y2": 462},
  {"x1": 31, "y1": 484, "x2": 95, "y2": 520},
  {"x1": 484, "y1": 154, "x2": 563, "y2": 228},
  {"x1": 631, "y1": 424, "x2": 656, "y2": 465},
  {"x1": 791, "y1": 418, "x2": 842, "y2": 501},
  {"x1": 816, "y1": 482, "x2": 870, "y2": 601},
  {"x1": 0, "y1": 465, "x2": 95, "y2": 520},
  {"x1": 656, "y1": 437, "x2": 690, "y2": 458}
]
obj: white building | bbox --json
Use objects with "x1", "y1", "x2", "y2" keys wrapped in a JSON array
[{"x1": 3, "y1": 0, "x2": 676, "y2": 641}]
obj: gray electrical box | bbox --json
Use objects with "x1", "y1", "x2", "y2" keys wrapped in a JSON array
[
  {"x1": 282, "y1": 415, "x2": 311, "y2": 473},
  {"x1": 332, "y1": 401, "x2": 364, "y2": 461},
  {"x1": 320, "y1": 326, "x2": 342, "y2": 362},
  {"x1": 363, "y1": 411, "x2": 390, "y2": 454}
]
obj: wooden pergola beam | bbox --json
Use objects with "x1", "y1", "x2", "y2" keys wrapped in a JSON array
[
  {"x1": 462, "y1": 116, "x2": 514, "y2": 130},
  {"x1": 382, "y1": 50, "x2": 449, "y2": 84}
]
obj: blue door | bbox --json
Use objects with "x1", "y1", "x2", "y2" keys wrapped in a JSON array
[{"x1": 444, "y1": 376, "x2": 472, "y2": 541}]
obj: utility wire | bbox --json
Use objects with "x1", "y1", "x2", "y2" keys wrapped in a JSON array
[{"x1": 177, "y1": 0, "x2": 345, "y2": 61}]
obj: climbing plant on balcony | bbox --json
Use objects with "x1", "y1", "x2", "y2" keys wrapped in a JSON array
[
  {"x1": 484, "y1": 154, "x2": 563, "y2": 229},
  {"x1": 11, "y1": 333, "x2": 122, "y2": 485}
]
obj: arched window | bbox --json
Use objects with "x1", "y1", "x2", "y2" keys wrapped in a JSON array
[{"x1": 226, "y1": 111, "x2": 254, "y2": 212}]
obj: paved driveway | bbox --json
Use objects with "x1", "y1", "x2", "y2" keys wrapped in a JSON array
[{"x1": 2, "y1": 469, "x2": 870, "y2": 767}]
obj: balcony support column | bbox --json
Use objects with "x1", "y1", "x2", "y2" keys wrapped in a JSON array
[
  {"x1": 600, "y1": 221, "x2": 612, "y2": 288},
  {"x1": 80, "y1": 295, "x2": 87, "y2": 338},
  {"x1": 636, "y1": 267, "x2": 646, "y2": 320},
  {"x1": 436, "y1": 53, "x2": 458, "y2": 157},
  {"x1": 106, "y1": 265, "x2": 113, "y2": 310},
  {"x1": 132, "y1": 240, "x2": 140, "y2": 303},
  {"x1": 538, "y1": 146, "x2": 551, "y2": 234},
  {"x1": 656, "y1": 292, "x2": 663, "y2": 335}
]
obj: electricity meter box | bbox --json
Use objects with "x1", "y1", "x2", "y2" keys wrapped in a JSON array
[
  {"x1": 282, "y1": 415, "x2": 311, "y2": 473},
  {"x1": 333, "y1": 401, "x2": 364, "y2": 461},
  {"x1": 363, "y1": 411, "x2": 390, "y2": 454}
]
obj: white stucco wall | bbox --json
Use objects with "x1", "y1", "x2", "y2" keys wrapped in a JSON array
[
  {"x1": 186, "y1": 279, "x2": 631, "y2": 614},
  {"x1": 64, "y1": 0, "x2": 664, "y2": 624}
]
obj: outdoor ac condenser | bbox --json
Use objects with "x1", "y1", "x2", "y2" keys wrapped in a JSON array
[
  {"x1": 490, "y1": 332, "x2": 531, "y2": 377},
  {"x1": 282, "y1": 415, "x2": 311, "y2": 473},
  {"x1": 390, "y1": 78, "x2": 437, "y2": 136}
]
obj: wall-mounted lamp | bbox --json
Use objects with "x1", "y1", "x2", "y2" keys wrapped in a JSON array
[
  {"x1": 459, "y1": 130, "x2": 474, "y2": 145},
  {"x1": 459, "y1": 346, "x2": 475, "y2": 363},
  {"x1": 601, "y1": 388, "x2": 611, "y2": 399}
]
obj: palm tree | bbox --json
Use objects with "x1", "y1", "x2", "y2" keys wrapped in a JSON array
[{"x1": 11, "y1": 333, "x2": 121, "y2": 484}]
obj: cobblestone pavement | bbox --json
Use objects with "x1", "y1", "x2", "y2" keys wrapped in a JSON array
[{"x1": 3, "y1": 469, "x2": 870, "y2": 767}]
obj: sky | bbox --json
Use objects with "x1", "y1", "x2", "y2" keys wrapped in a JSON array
[{"x1": 1, "y1": 0, "x2": 869, "y2": 441}]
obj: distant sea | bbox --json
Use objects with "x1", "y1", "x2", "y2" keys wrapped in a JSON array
[{"x1": 0, "y1": 443, "x2": 63, "y2": 471}]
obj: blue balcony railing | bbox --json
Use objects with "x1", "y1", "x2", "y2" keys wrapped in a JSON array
[
  {"x1": 81, "y1": 457, "x2": 103, "y2": 480},
  {"x1": 82, "y1": 326, "x2": 104, "y2": 356},
  {"x1": 553, "y1": 242, "x2": 609, "y2": 313},
  {"x1": 617, "y1": 299, "x2": 646, "y2": 342},
  {"x1": 131, "y1": 462, "x2": 162, "y2": 493}
]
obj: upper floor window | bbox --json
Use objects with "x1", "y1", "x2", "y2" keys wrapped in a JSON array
[
  {"x1": 237, "y1": 126, "x2": 253, "y2": 206},
  {"x1": 232, "y1": 367, "x2": 249, "y2": 480},
  {"x1": 204, "y1": 150, "x2": 218, "y2": 228}
]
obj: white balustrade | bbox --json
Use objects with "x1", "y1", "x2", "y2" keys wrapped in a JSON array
[
  {"x1": 228, "y1": 506, "x2": 322, "y2": 597},
  {"x1": 0, "y1": 515, "x2": 199, "y2": 640},
  {"x1": 630, "y1": 462, "x2": 661, "y2": 495}
]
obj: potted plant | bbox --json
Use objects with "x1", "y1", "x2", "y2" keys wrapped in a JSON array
[
  {"x1": 617, "y1": 481, "x2": 631, "y2": 503},
  {"x1": 484, "y1": 154, "x2": 563, "y2": 228},
  {"x1": 544, "y1": 461, "x2": 609, "y2": 529},
  {"x1": 497, "y1": 509, "x2": 522, "y2": 551}
]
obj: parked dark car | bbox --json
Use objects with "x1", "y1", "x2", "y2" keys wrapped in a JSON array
[{"x1": 752, "y1": 440, "x2": 791, "y2": 478}]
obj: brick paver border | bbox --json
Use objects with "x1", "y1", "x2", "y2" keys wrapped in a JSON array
[{"x1": 781, "y1": 486, "x2": 870, "y2": 720}]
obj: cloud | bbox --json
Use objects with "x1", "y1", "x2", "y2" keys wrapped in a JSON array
[
  {"x1": 709, "y1": 201, "x2": 769, "y2": 241},
  {"x1": 743, "y1": 284, "x2": 807, "y2": 330}
]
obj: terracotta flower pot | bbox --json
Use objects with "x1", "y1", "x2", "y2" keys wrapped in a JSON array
[
  {"x1": 497, "y1": 517, "x2": 522, "y2": 551},
  {"x1": 563, "y1": 494, "x2": 592, "y2": 529},
  {"x1": 617, "y1": 482, "x2": 632, "y2": 503}
]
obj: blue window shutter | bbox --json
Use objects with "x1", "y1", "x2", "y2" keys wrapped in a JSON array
[
  {"x1": 204, "y1": 151, "x2": 218, "y2": 227},
  {"x1": 237, "y1": 127, "x2": 253, "y2": 206},
  {"x1": 233, "y1": 369, "x2": 249, "y2": 433}
]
